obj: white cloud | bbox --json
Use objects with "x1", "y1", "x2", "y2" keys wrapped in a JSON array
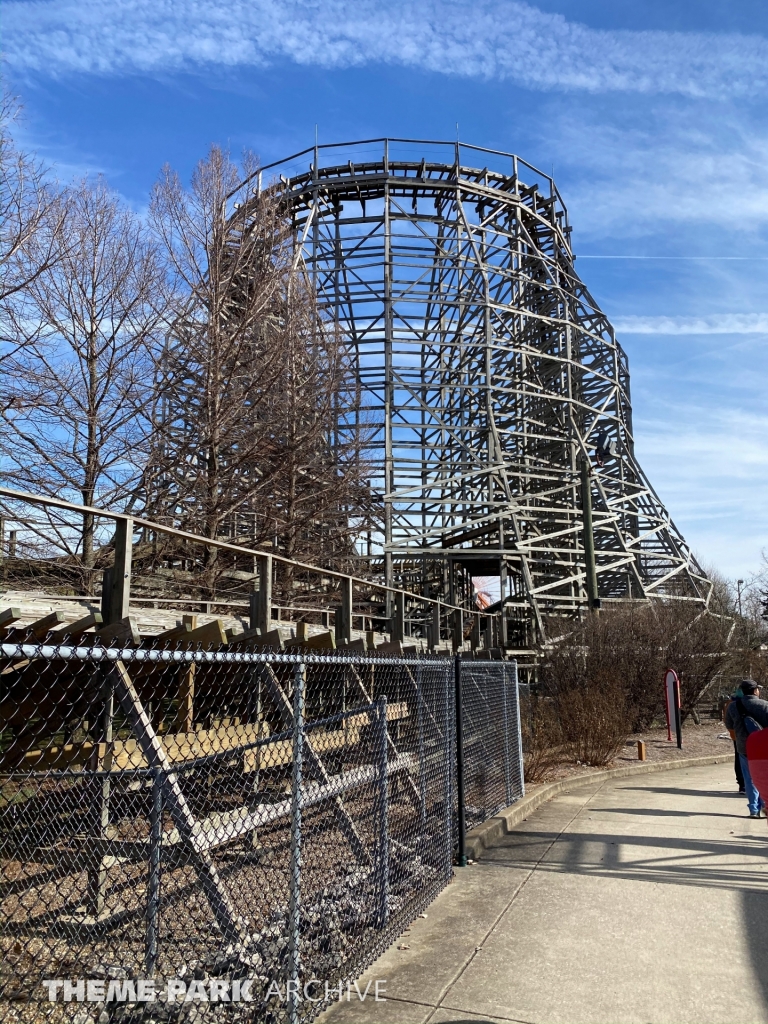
[
  {"x1": 4, "y1": 0, "x2": 768, "y2": 99},
  {"x1": 635, "y1": 406, "x2": 768, "y2": 578},
  {"x1": 557, "y1": 111, "x2": 768, "y2": 239},
  {"x1": 615, "y1": 313, "x2": 768, "y2": 334}
]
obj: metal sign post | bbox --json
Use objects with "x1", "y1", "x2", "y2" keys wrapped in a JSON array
[{"x1": 664, "y1": 668, "x2": 682, "y2": 749}]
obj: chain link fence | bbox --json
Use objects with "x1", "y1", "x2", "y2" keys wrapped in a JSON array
[
  {"x1": 0, "y1": 640, "x2": 521, "y2": 1022},
  {"x1": 459, "y1": 660, "x2": 525, "y2": 833}
]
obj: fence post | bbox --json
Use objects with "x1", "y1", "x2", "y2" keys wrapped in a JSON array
[
  {"x1": 391, "y1": 592, "x2": 405, "y2": 644},
  {"x1": 335, "y1": 576, "x2": 353, "y2": 645},
  {"x1": 109, "y1": 516, "x2": 133, "y2": 624},
  {"x1": 376, "y1": 695, "x2": 389, "y2": 928},
  {"x1": 429, "y1": 601, "x2": 441, "y2": 651},
  {"x1": 502, "y1": 664, "x2": 513, "y2": 806},
  {"x1": 454, "y1": 654, "x2": 467, "y2": 867},
  {"x1": 288, "y1": 660, "x2": 305, "y2": 1024},
  {"x1": 416, "y1": 665, "x2": 427, "y2": 827},
  {"x1": 100, "y1": 567, "x2": 113, "y2": 625},
  {"x1": 512, "y1": 660, "x2": 525, "y2": 799},
  {"x1": 450, "y1": 608, "x2": 463, "y2": 653},
  {"x1": 86, "y1": 668, "x2": 115, "y2": 917},
  {"x1": 145, "y1": 768, "x2": 163, "y2": 975},
  {"x1": 250, "y1": 554, "x2": 272, "y2": 635},
  {"x1": 443, "y1": 661, "x2": 453, "y2": 879}
]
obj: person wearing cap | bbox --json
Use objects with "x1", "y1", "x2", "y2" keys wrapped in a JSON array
[
  {"x1": 725, "y1": 680, "x2": 768, "y2": 817},
  {"x1": 722, "y1": 685, "x2": 745, "y2": 792}
]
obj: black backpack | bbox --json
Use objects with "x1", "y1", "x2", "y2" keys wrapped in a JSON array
[{"x1": 735, "y1": 698, "x2": 763, "y2": 735}]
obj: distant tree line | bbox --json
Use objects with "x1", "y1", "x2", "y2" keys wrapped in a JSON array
[{"x1": 0, "y1": 90, "x2": 376, "y2": 596}]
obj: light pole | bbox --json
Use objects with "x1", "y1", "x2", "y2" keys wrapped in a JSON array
[{"x1": 737, "y1": 579, "x2": 744, "y2": 617}]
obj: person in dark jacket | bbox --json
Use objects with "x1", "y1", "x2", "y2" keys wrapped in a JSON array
[
  {"x1": 725, "y1": 680, "x2": 768, "y2": 817},
  {"x1": 722, "y1": 687, "x2": 745, "y2": 792}
]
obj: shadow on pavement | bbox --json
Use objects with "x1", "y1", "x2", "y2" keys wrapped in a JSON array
[
  {"x1": 619, "y1": 785, "x2": 743, "y2": 798},
  {"x1": 482, "y1": 828, "x2": 768, "y2": 894},
  {"x1": 743, "y1": 891, "x2": 768, "y2": 1008}
]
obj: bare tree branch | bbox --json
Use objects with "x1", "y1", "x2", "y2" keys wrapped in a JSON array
[{"x1": 0, "y1": 176, "x2": 168, "y2": 571}]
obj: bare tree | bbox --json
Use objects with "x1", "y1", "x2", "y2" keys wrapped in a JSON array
[
  {"x1": 147, "y1": 146, "x2": 374, "y2": 597},
  {"x1": 146, "y1": 147, "x2": 290, "y2": 552},
  {"x1": 0, "y1": 176, "x2": 167, "y2": 569},
  {"x1": 0, "y1": 89, "x2": 66, "y2": 320},
  {"x1": 254, "y1": 277, "x2": 374, "y2": 577}
]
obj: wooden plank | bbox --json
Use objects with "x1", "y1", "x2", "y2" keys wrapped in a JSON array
[
  {"x1": 29, "y1": 610, "x2": 68, "y2": 637},
  {"x1": 95, "y1": 616, "x2": 141, "y2": 645},
  {"x1": 376, "y1": 639, "x2": 403, "y2": 655},
  {"x1": 294, "y1": 630, "x2": 336, "y2": 651},
  {"x1": 0, "y1": 607, "x2": 22, "y2": 631},
  {"x1": 225, "y1": 625, "x2": 261, "y2": 643},
  {"x1": 14, "y1": 702, "x2": 411, "y2": 771},
  {"x1": 93, "y1": 753, "x2": 416, "y2": 858},
  {"x1": 108, "y1": 517, "x2": 132, "y2": 624},
  {"x1": 191, "y1": 753, "x2": 414, "y2": 852},
  {"x1": 229, "y1": 628, "x2": 283, "y2": 651},
  {"x1": 178, "y1": 619, "x2": 227, "y2": 649},
  {"x1": 110, "y1": 660, "x2": 249, "y2": 947},
  {"x1": 48, "y1": 612, "x2": 103, "y2": 641}
]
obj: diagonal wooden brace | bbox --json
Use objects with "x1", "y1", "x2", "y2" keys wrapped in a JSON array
[
  {"x1": 110, "y1": 661, "x2": 249, "y2": 949},
  {"x1": 257, "y1": 663, "x2": 371, "y2": 866},
  {"x1": 346, "y1": 664, "x2": 422, "y2": 813}
]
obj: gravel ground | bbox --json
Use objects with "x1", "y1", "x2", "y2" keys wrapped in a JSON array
[
  {"x1": 617, "y1": 723, "x2": 733, "y2": 763},
  {"x1": 528, "y1": 719, "x2": 733, "y2": 786}
]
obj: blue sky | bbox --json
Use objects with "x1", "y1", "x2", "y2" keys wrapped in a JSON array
[{"x1": 4, "y1": 0, "x2": 768, "y2": 582}]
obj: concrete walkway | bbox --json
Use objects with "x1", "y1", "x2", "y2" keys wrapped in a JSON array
[{"x1": 319, "y1": 762, "x2": 768, "y2": 1024}]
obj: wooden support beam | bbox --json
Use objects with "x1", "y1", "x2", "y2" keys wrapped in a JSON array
[
  {"x1": 230, "y1": 627, "x2": 283, "y2": 651},
  {"x1": 90, "y1": 753, "x2": 415, "y2": 859},
  {"x1": 48, "y1": 612, "x2": 103, "y2": 641},
  {"x1": 429, "y1": 601, "x2": 441, "y2": 652},
  {"x1": 581, "y1": 458, "x2": 599, "y2": 611},
  {"x1": 346, "y1": 663, "x2": 422, "y2": 811},
  {"x1": 178, "y1": 619, "x2": 227, "y2": 648},
  {"x1": 87, "y1": 669, "x2": 115, "y2": 916},
  {"x1": 0, "y1": 607, "x2": 22, "y2": 632},
  {"x1": 257, "y1": 661, "x2": 370, "y2": 865},
  {"x1": 100, "y1": 568, "x2": 113, "y2": 624},
  {"x1": 110, "y1": 660, "x2": 249, "y2": 947},
  {"x1": 11, "y1": 702, "x2": 411, "y2": 771},
  {"x1": 176, "y1": 754, "x2": 414, "y2": 852},
  {"x1": 108, "y1": 517, "x2": 133, "y2": 625},
  {"x1": 249, "y1": 554, "x2": 272, "y2": 635},
  {"x1": 391, "y1": 591, "x2": 405, "y2": 644},
  {"x1": 335, "y1": 576, "x2": 353, "y2": 645},
  {"x1": 24, "y1": 610, "x2": 68, "y2": 638},
  {"x1": 293, "y1": 630, "x2": 336, "y2": 651},
  {"x1": 95, "y1": 616, "x2": 141, "y2": 646},
  {"x1": 376, "y1": 639, "x2": 403, "y2": 655}
]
